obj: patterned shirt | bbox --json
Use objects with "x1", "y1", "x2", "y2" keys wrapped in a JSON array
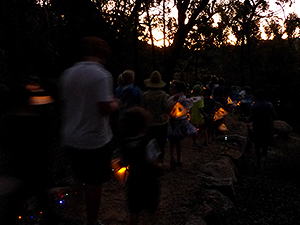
[{"x1": 142, "y1": 89, "x2": 170, "y2": 125}]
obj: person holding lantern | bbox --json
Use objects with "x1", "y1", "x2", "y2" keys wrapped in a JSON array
[
  {"x1": 167, "y1": 80, "x2": 197, "y2": 168},
  {"x1": 119, "y1": 106, "x2": 164, "y2": 225},
  {"x1": 60, "y1": 36, "x2": 119, "y2": 225}
]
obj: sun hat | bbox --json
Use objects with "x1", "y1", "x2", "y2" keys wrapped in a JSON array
[
  {"x1": 192, "y1": 84, "x2": 203, "y2": 96},
  {"x1": 144, "y1": 71, "x2": 166, "y2": 88}
]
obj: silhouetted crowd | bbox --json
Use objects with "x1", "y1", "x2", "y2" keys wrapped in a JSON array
[
  {"x1": 0, "y1": 36, "x2": 277, "y2": 225},
  {"x1": 59, "y1": 37, "x2": 278, "y2": 225}
]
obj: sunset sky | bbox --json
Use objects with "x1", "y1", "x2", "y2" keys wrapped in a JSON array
[{"x1": 148, "y1": 0, "x2": 300, "y2": 47}]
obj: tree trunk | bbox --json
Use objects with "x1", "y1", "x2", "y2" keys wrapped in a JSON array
[
  {"x1": 163, "y1": 0, "x2": 210, "y2": 82},
  {"x1": 131, "y1": 0, "x2": 142, "y2": 81},
  {"x1": 145, "y1": 1, "x2": 157, "y2": 69}
]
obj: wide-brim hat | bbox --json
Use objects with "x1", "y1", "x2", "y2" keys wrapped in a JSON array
[
  {"x1": 192, "y1": 84, "x2": 203, "y2": 95},
  {"x1": 144, "y1": 71, "x2": 166, "y2": 88}
]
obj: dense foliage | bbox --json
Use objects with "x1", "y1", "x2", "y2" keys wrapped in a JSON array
[{"x1": 0, "y1": 0, "x2": 299, "y2": 109}]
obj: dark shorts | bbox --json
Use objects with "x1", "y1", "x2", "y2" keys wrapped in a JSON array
[{"x1": 66, "y1": 143, "x2": 112, "y2": 185}]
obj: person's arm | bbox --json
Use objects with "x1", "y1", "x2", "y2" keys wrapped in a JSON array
[
  {"x1": 95, "y1": 71, "x2": 119, "y2": 115},
  {"x1": 98, "y1": 99, "x2": 119, "y2": 115}
]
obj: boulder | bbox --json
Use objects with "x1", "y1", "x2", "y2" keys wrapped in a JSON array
[
  {"x1": 216, "y1": 134, "x2": 247, "y2": 160},
  {"x1": 185, "y1": 216, "x2": 207, "y2": 225},
  {"x1": 200, "y1": 189, "x2": 239, "y2": 225},
  {"x1": 199, "y1": 157, "x2": 237, "y2": 182},
  {"x1": 273, "y1": 135, "x2": 300, "y2": 157},
  {"x1": 199, "y1": 156, "x2": 238, "y2": 202},
  {"x1": 199, "y1": 175, "x2": 236, "y2": 203},
  {"x1": 225, "y1": 116, "x2": 248, "y2": 137},
  {"x1": 273, "y1": 120, "x2": 293, "y2": 136},
  {"x1": 218, "y1": 147, "x2": 243, "y2": 161}
]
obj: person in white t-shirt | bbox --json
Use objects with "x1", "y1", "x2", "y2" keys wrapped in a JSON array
[{"x1": 60, "y1": 36, "x2": 119, "y2": 225}]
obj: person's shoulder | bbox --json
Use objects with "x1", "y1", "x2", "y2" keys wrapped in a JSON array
[{"x1": 133, "y1": 85, "x2": 142, "y2": 94}]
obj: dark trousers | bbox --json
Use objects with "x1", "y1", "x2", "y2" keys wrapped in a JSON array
[{"x1": 253, "y1": 131, "x2": 271, "y2": 164}]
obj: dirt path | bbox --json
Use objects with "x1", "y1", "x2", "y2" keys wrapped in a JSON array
[
  {"x1": 9, "y1": 129, "x2": 300, "y2": 225},
  {"x1": 61, "y1": 139, "x2": 300, "y2": 225},
  {"x1": 61, "y1": 138, "x2": 208, "y2": 225}
]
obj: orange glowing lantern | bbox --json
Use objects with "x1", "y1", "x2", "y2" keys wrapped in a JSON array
[
  {"x1": 29, "y1": 95, "x2": 54, "y2": 105},
  {"x1": 227, "y1": 97, "x2": 233, "y2": 104},
  {"x1": 171, "y1": 102, "x2": 188, "y2": 118},
  {"x1": 111, "y1": 158, "x2": 130, "y2": 184},
  {"x1": 25, "y1": 84, "x2": 41, "y2": 91},
  {"x1": 218, "y1": 123, "x2": 228, "y2": 132},
  {"x1": 26, "y1": 84, "x2": 54, "y2": 105},
  {"x1": 213, "y1": 108, "x2": 227, "y2": 121}
]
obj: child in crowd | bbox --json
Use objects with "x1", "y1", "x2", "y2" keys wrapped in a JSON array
[
  {"x1": 168, "y1": 80, "x2": 197, "y2": 168},
  {"x1": 117, "y1": 70, "x2": 142, "y2": 118},
  {"x1": 190, "y1": 84, "x2": 208, "y2": 148},
  {"x1": 203, "y1": 88, "x2": 216, "y2": 142},
  {"x1": 119, "y1": 107, "x2": 164, "y2": 225}
]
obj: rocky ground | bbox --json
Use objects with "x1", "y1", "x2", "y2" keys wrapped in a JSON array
[{"x1": 2, "y1": 113, "x2": 300, "y2": 225}]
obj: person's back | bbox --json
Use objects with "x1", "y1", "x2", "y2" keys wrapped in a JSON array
[
  {"x1": 121, "y1": 84, "x2": 142, "y2": 108},
  {"x1": 118, "y1": 70, "x2": 142, "y2": 117},
  {"x1": 142, "y1": 89, "x2": 169, "y2": 125},
  {"x1": 249, "y1": 100, "x2": 276, "y2": 133},
  {"x1": 190, "y1": 85, "x2": 205, "y2": 126},
  {"x1": 61, "y1": 61, "x2": 113, "y2": 149},
  {"x1": 119, "y1": 107, "x2": 162, "y2": 225},
  {"x1": 203, "y1": 88, "x2": 215, "y2": 116},
  {"x1": 60, "y1": 36, "x2": 119, "y2": 225},
  {"x1": 248, "y1": 89, "x2": 276, "y2": 170}
]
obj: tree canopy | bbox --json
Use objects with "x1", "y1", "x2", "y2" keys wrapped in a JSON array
[{"x1": 0, "y1": 0, "x2": 299, "y2": 88}]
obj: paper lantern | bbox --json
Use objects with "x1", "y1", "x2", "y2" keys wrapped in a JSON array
[
  {"x1": 171, "y1": 102, "x2": 188, "y2": 118},
  {"x1": 218, "y1": 123, "x2": 228, "y2": 132},
  {"x1": 213, "y1": 107, "x2": 227, "y2": 121},
  {"x1": 111, "y1": 158, "x2": 130, "y2": 184},
  {"x1": 227, "y1": 97, "x2": 233, "y2": 104},
  {"x1": 28, "y1": 96, "x2": 54, "y2": 105},
  {"x1": 26, "y1": 84, "x2": 54, "y2": 105}
]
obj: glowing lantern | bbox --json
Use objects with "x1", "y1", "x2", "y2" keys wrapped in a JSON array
[
  {"x1": 218, "y1": 123, "x2": 228, "y2": 132},
  {"x1": 213, "y1": 108, "x2": 227, "y2": 121},
  {"x1": 26, "y1": 84, "x2": 54, "y2": 105},
  {"x1": 26, "y1": 84, "x2": 41, "y2": 91},
  {"x1": 227, "y1": 97, "x2": 233, "y2": 104},
  {"x1": 29, "y1": 95, "x2": 54, "y2": 105},
  {"x1": 171, "y1": 102, "x2": 187, "y2": 118},
  {"x1": 111, "y1": 158, "x2": 130, "y2": 184}
]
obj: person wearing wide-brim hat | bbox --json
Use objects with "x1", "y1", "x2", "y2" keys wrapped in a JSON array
[
  {"x1": 144, "y1": 70, "x2": 166, "y2": 88},
  {"x1": 142, "y1": 71, "x2": 171, "y2": 161}
]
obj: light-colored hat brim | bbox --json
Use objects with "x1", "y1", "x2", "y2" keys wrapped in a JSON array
[{"x1": 144, "y1": 79, "x2": 166, "y2": 88}]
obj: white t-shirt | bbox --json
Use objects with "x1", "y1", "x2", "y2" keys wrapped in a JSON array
[{"x1": 60, "y1": 61, "x2": 114, "y2": 149}]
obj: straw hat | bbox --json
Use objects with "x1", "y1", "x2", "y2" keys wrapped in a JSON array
[
  {"x1": 192, "y1": 84, "x2": 203, "y2": 96},
  {"x1": 144, "y1": 71, "x2": 166, "y2": 88}
]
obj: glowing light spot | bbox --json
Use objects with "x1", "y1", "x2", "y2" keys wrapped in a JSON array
[
  {"x1": 59, "y1": 200, "x2": 63, "y2": 204},
  {"x1": 117, "y1": 167, "x2": 127, "y2": 174},
  {"x1": 18, "y1": 216, "x2": 22, "y2": 220}
]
